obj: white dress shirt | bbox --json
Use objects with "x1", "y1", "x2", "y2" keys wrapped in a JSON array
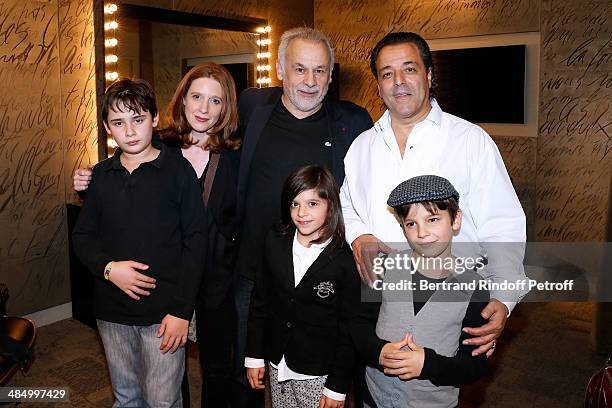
[
  {"x1": 340, "y1": 99, "x2": 528, "y2": 311},
  {"x1": 244, "y1": 233, "x2": 345, "y2": 401}
]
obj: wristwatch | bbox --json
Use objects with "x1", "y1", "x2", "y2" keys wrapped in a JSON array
[{"x1": 104, "y1": 261, "x2": 114, "y2": 280}]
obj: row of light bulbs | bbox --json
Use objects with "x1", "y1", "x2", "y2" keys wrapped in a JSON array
[
  {"x1": 256, "y1": 26, "x2": 272, "y2": 87},
  {"x1": 104, "y1": 3, "x2": 119, "y2": 82},
  {"x1": 105, "y1": 3, "x2": 120, "y2": 152}
]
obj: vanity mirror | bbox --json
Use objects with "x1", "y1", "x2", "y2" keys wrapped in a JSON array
[{"x1": 95, "y1": 3, "x2": 269, "y2": 158}]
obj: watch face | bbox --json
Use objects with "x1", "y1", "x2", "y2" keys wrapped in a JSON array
[{"x1": 104, "y1": 263, "x2": 112, "y2": 280}]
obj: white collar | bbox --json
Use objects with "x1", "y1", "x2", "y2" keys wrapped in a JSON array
[
  {"x1": 292, "y1": 231, "x2": 331, "y2": 252},
  {"x1": 374, "y1": 98, "x2": 443, "y2": 133}
]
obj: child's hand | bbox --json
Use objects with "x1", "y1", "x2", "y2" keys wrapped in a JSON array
[
  {"x1": 107, "y1": 260, "x2": 155, "y2": 300},
  {"x1": 246, "y1": 367, "x2": 266, "y2": 390},
  {"x1": 157, "y1": 314, "x2": 188, "y2": 353},
  {"x1": 319, "y1": 395, "x2": 345, "y2": 408},
  {"x1": 379, "y1": 333, "x2": 425, "y2": 380}
]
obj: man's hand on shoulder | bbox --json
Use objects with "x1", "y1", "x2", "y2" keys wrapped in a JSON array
[
  {"x1": 73, "y1": 165, "x2": 93, "y2": 192},
  {"x1": 352, "y1": 234, "x2": 392, "y2": 286}
]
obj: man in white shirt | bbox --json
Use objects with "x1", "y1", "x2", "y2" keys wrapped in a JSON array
[{"x1": 341, "y1": 32, "x2": 528, "y2": 356}]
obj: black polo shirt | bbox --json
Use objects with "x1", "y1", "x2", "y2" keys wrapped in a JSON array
[{"x1": 72, "y1": 141, "x2": 207, "y2": 325}]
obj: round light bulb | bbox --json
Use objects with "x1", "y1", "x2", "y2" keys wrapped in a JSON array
[
  {"x1": 104, "y1": 4, "x2": 118, "y2": 14},
  {"x1": 105, "y1": 71, "x2": 119, "y2": 81}
]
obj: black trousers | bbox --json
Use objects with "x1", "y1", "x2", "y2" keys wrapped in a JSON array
[
  {"x1": 179, "y1": 293, "x2": 235, "y2": 407},
  {"x1": 197, "y1": 293, "x2": 235, "y2": 407}
]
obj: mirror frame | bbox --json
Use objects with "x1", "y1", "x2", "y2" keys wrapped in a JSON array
[{"x1": 94, "y1": 2, "x2": 267, "y2": 159}]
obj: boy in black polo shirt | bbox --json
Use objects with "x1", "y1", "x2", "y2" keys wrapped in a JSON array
[{"x1": 72, "y1": 79, "x2": 206, "y2": 407}]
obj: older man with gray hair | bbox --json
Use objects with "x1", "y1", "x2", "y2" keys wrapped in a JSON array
[{"x1": 234, "y1": 27, "x2": 373, "y2": 407}]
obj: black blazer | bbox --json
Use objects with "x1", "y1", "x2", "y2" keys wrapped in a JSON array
[
  {"x1": 197, "y1": 149, "x2": 241, "y2": 309},
  {"x1": 246, "y1": 230, "x2": 361, "y2": 394},
  {"x1": 165, "y1": 143, "x2": 241, "y2": 309},
  {"x1": 236, "y1": 87, "x2": 373, "y2": 222}
]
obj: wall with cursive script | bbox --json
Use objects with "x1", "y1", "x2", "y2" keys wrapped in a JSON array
[
  {"x1": 0, "y1": 0, "x2": 98, "y2": 316},
  {"x1": 536, "y1": 0, "x2": 611, "y2": 241},
  {"x1": 316, "y1": 0, "x2": 611, "y2": 242}
]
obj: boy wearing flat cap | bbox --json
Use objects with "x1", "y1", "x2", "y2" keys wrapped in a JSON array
[{"x1": 352, "y1": 175, "x2": 490, "y2": 408}]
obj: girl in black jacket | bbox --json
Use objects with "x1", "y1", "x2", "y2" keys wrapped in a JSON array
[{"x1": 245, "y1": 165, "x2": 360, "y2": 408}]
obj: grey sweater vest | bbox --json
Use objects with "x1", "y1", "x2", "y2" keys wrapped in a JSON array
[{"x1": 366, "y1": 259, "x2": 480, "y2": 408}]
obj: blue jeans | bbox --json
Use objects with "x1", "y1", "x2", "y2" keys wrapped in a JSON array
[{"x1": 97, "y1": 320, "x2": 184, "y2": 408}]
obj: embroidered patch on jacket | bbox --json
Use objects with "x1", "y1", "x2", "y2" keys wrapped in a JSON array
[{"x1": 314, "y1": 281, "x2": 335, "y2": 298}]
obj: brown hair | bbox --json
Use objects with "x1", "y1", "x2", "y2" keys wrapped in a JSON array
[
  {"x1": 279, "y1": 165, "x2": 345, "y2": 250},
  {"x1": 161, "y1": 63, "x2": 240, "y2": 152},
  {"x1": 102, "y1": 78, "x2": 157, "y2": 124},
  {"x1": 394, "y1": 197, "x2": 460, "y2": 222}
]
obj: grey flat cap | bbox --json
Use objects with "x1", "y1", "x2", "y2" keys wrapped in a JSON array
[{"x1": 387, "y1": 175, "x2": 459, "y2": 207}]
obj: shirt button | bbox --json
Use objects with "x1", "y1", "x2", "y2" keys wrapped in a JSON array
[
  {"x1": 286, "y1": 322, "x2": 292, "y2": 328},
  {"x1": 409, "y1": 145, "x2": 414, "y2": 149},
  {"x1": 289, "y1": 298, "x2": 294, "y2": 303}
]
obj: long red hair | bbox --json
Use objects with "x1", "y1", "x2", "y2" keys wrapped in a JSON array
[{"x1": 161, "y1": 63, "x2": 240, "y2": 152}]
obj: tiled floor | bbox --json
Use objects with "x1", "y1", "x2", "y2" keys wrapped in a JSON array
[{"x1": 4, "y1": 302, "x2": 608, "y2": 407}]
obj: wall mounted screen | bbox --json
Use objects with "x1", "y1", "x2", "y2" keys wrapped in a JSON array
[{"x1": 431, "y1": 45, "x2": 525, "y2": 124}]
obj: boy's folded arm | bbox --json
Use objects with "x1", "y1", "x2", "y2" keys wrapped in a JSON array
[
  {"x1": 169, "y1": 170, "x2": 208, "y2": 321},
  {"x1": 72, "y1": 167, "x2": 113, "y2": 279},
  {"x1": 419, "y1": 290, "x2": 490, "y2": 386}
]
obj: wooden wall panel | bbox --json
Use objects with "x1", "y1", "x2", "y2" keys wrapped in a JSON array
[
  {"x1": 0, "y1": 0, "x2": 98, "y2": 315},
  {"x1": 392, "y1": 0, "x2": 539, "y2": 39},
  {"x1": 0, "y1": 0, "x2": 66, "y2": 315},
  {"x1": 315, "y1": 0, "x2": 394, "y2": 121},
  {"x1": 59, "y1": 0, "x2": 99, "y2": 204},
  {"x1": 536, "y1": 0, "x2": 611, "y2": 241}
]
